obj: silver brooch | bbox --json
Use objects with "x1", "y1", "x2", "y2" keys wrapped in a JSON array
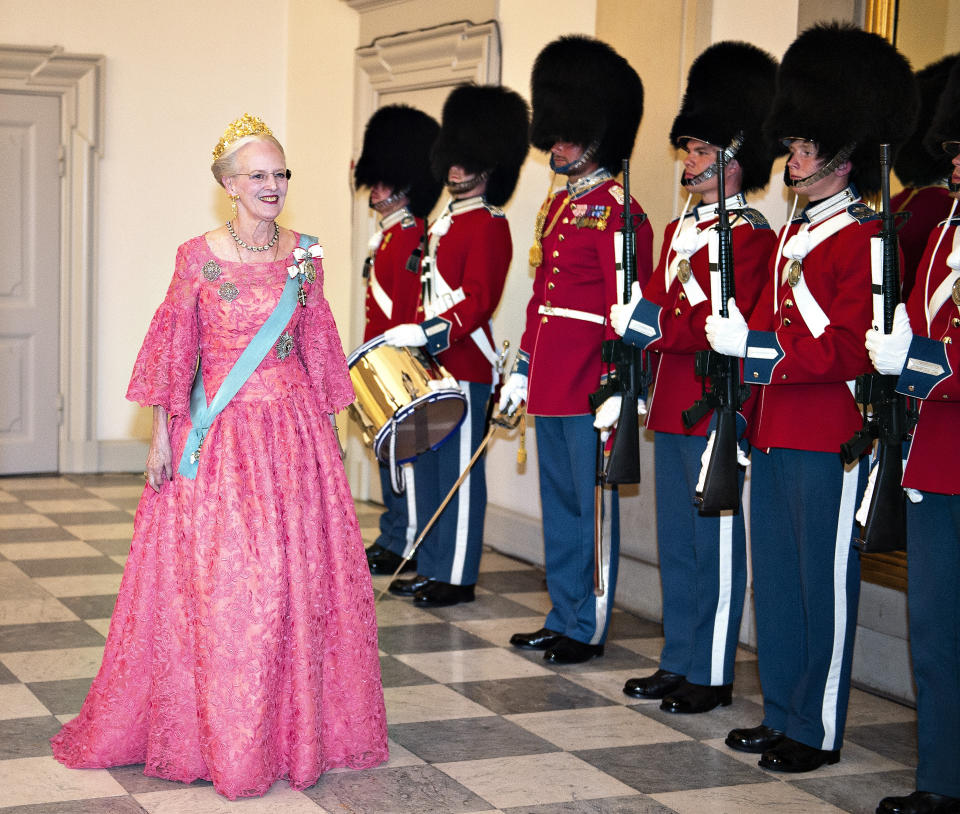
[
  {"x1": 276, "y1": 331, "x2": 294, "y2": 360},
  {"x1": 202, "y1": 260, "x2": 222, "y2": 281},
  {"x1": 303, "y1": 260, "x2": 317, "y2": 283},
  {"x1": 218, "y1": 282, "x2": 239, "y2": 301}
]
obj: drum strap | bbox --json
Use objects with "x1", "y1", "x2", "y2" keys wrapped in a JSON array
[{"x1": 178, "y1": 233, "x2": 315, "y2": 480}]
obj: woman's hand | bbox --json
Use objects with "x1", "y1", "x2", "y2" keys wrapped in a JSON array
[{"x1": 145, "y1": 406, "x2": 173, "y2": 492}]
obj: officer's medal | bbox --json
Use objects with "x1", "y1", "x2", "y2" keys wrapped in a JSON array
[
  {"x1": 677, "y1": 258, "x2": 692, "y2": 284},
  {"x1": 787, "y1": 259, "x2": 803, "y2": 288}
]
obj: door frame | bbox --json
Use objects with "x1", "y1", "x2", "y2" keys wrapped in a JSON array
[{"x1": 0, "y1": 44, "x2": 104, "y2": 472}]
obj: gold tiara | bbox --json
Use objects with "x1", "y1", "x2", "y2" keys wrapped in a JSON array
[{"x1": 212, "y1": 113, "x2": 273, "y2": 161}]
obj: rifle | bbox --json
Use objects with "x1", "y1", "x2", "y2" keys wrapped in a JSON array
[
  {"x1": 589, "y1": 158, "x2": 648, "y2": 484},
  {"x1": 840, "y1": 143, "x2": 916, "y2": 553},
  {"x1": 681, "y1": 147, "x2": 750, "y2": 512}
]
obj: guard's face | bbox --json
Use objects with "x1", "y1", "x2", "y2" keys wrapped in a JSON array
[
  {"x1": 785, "y1": 139, "x2": 841, "y2": 198},
  {"x1": 785, "y1": 139, "x2": 824, "y2": 181},
  {"x1": 550, "y1": 141, "x2": 586, "y2": 167},
  {"x1": 952, "y1": 146, "x2": 960, "y2": 185},
  {"x1": 369, "y1": 182, "x2": 394, "y2": 206},
  {"x1": 683, "y1": 139, "x2": 720, "y2": 194}
]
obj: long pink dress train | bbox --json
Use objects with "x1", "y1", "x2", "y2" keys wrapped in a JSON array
[{"x1": 51, "y1": 234, "x2": 388, "y2": 799}]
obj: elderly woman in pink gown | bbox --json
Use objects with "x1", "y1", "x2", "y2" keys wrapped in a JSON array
[{"x1": 51, "y1": 114, "x2": 388, "y2": 799}]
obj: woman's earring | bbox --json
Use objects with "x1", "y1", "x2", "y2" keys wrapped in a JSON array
[{"x1": 229, "y1": 193, "x2": 239, "y2": 219}]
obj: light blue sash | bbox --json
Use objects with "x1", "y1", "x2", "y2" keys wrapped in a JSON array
[{"x1": 178, "y1": 233, "x2": 315, "y2": 479}]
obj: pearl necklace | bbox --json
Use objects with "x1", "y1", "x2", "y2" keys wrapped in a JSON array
[{"x1": 226, "y1": 220, "x2": 279, "y2": 252}]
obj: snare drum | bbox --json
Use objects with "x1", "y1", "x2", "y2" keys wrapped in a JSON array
[{"x1": 346, "y1": 335, "x2": 466, "y2": 464}]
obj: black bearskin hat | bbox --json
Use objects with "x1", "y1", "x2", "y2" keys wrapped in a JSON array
[
  {"x1": 530, "y1": 36, "x2": 643, "y2": 174},
  {"x1": 924, "y1": 56, "x2": 960, "y2": 160},
  {"x1": 896, "y1": 55, "x2": 959, "y2": 187},
  {"x1": 670, "y1": 41, "x2": 778, "y2": 193},
  {"x1": 763, "y1": 22, "x2": 919, "y2": 197},
  {"x1": 430, "y1": 84, "x2": 530, "y2": 207},
  {"x1": 354, "y1": 105, "x2": 442, "y2": 218}
]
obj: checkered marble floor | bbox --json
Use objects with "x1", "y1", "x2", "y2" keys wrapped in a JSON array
[{"x1": 0, "y1": 474, "x2": 920, "y2": 813}]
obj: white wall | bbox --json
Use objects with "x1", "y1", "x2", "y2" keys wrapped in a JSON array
[{"x1": 0, "y1": 0, "x2": 289, "y2": 450}]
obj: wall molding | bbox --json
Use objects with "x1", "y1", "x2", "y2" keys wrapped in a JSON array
[{"x1": 0, "y1": 44, "x2": 105, "y2": 472}]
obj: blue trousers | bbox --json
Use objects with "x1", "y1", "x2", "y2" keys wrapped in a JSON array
[
  {"x1": 536, "y1": 414, "x2": 619, "y2": 646},
  {"x1": 751, "y1": 447, "x2": 865, "y2": 751},
  {"x1": 655, "y1": 432, "x2": 747, "y2": 686},
  {"x1": 411, "y1": 381, "x2": 490, "y2": 586},
  {"x1": 908, "y1": 492, "x2": 960, "y2": 798},
  {"x1": 375, "y1": 461, "x2": 415, "y2": 557}
]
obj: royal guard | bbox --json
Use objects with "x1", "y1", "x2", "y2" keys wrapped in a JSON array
[
  {"x1": 867, "y1": 59, "x2": 960, "y2": 814},
  {"x1": 705, "y1": 23, "x2": 918, "y2": 772},
  {"x1": 609, "y1": 42, "x2": 778, "y2": 712},
  {"x1": 353, "y1": 104, "x2": 442, "y2": 576},
  {"x1": 893, "y1": 54, "x2": 959, "y2": 299},
  {"x1": 384, "y1": 84, "x2": 529, "y2": 607},
  {"x1": 500, "y1": 36, "x2": 654, "y2": 664}
]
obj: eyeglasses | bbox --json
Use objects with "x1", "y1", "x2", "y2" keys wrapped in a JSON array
[
  {"x1": 234, "y1": 170, "x2": 292, "y2": 183},
  {"x1": 942, "y1": 141, "x2": 960, "y2": 157}
]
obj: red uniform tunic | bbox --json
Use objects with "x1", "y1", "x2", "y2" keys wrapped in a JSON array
[
  {"x1": 420, "y1": 197, "x2": 512, "y2": 385},
  {"x1": 362, "y1": 208, "x2": 424, "y2": 341},
  {"x1": 899, "y1": 216, "x2": 960, "y2": 494},
  {"x1": 743, "y1": 189, "x2": 880, "y2": 452},
  {"x1": 519, "y1": 174, "x2": 654, "y2": 415},
  {"x1": 643, "y1": 198, "x2": 775, "y2": 435},
  {"x1": 891, "y1": 185, "x2": 955, "y2": 300}
]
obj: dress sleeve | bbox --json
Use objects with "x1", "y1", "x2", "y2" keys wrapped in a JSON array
[
  {"x1": 126, "y1": 241, "x2": 200, "y2": 417},
  {"x1": 297, "y1": 256, "x2": 355, "y2": 412}
]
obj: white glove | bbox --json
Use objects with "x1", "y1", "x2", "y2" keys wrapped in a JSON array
[
  {"x1": 498, "y1": 372, "x2": 528, "y2": 415},
  {"x1": 383, "y1": 323, "x2": 427, "y2": 348},
  {"x1": 865, "y1": 303, "x2": 912, "y2": 375},
  {"x1": 705, "y1": 298, "x2": 749, "y2": 358},
  {"x1": 610, "y1": 281, "x2": 643, "y2": 337},
  {"x1": 593, "y1": 394, "x2": 621, "y2": 443}
]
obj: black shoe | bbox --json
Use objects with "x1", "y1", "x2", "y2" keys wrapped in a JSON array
[
  {"x1": 877, "y1": 791, "x2": 960, "y2": 814},
  {"x1": 759, "y1": 737, "x2": 839, "y2": 773},
  {"x1": 725, "y1": 724, "x2": 785, "y2": 753},
  {"x1": 544, "y1": 636, "x2": 604, "y2": 664},
  {"x1": 368, "y1": 548, "x2": 417, "y2": 575},
  {"x1": 413, "y1": 580, "x2": 475, "y2": 607},
  {"x1": 660, "y1": 681, "x2": 732, "y2": 714},
  {"x1": 623, "y1": 669, "x2": 685, "y2": 699},
  {"x1": 388, "y1": 574, "x2": 433, "y2": 597},
  {"x1": 510, "y1": 628, "x2": 563, "y2": 650},
  {"x1": 365, "y1": 543, "x2": 386, "y2": 564}
]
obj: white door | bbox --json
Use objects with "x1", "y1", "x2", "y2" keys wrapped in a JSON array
[{"x1": 0, "y1": 92, "x2": 61, "y2": 473}]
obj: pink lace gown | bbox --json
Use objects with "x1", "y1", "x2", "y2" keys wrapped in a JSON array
[{"x1": 51, "y1": 234, "x2": 388, "y2": 799}]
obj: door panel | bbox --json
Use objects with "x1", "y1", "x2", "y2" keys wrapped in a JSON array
[{"x1": 0, "y1": 92, "x2": 61, "y2": 473}]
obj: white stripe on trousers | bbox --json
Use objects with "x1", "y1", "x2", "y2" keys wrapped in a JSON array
[
  {"x1": 401, "y1": 462, "x2": 417, "y2": 559},
  {"x1": 821, "y1": 460, "x2": 860, "y2": 750},
  {"x1": 449, "y1": 381, "x2": 474, "y2": 584},
  {"x1": 710, "y1": 511, "x2": 735, "y2": 685}
]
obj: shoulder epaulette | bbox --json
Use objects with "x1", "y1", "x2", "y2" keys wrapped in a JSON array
[
  {"x1": 731, "y1": 208, "x2": 771, "y2": 230},
  {"x1": 484, "y1": 203, "x2": 507, "y2": 218},
  {"x1": 608, "y1": 184, "x2": 625, "y2": 205},
  {"x1": 847, "y1": 202, "x2": 879, "y2": 223}
]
